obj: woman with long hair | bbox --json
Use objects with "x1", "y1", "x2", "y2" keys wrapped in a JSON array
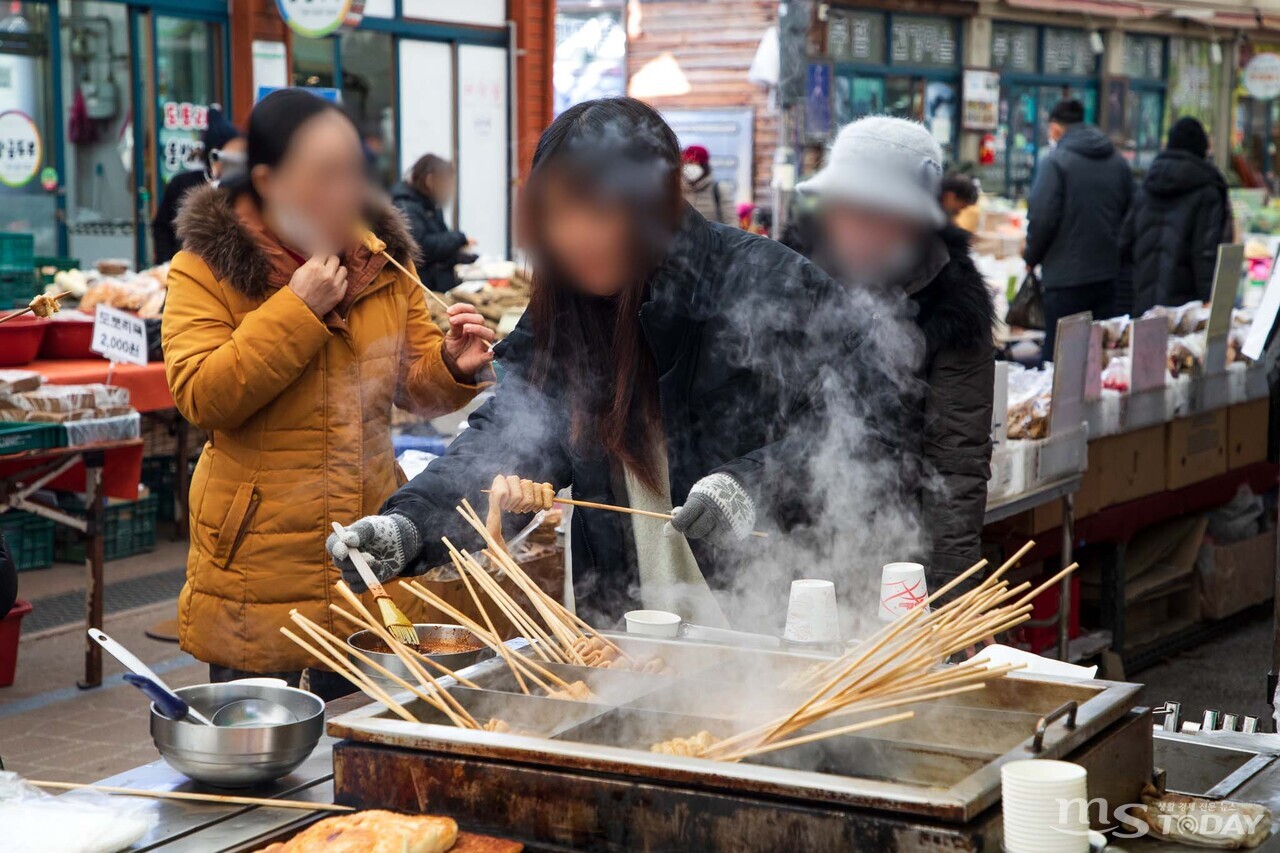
[
  {"x1": 163, "y1": 89, "x2": 494, "y2": 696},
  {"x1": 329, "y1": 97, "x2": 866, "y2": 624}
]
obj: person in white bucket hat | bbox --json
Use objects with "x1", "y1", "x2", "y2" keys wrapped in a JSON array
[{"x1": 797, "y1": 115, "x2": 996, "y2": 592}]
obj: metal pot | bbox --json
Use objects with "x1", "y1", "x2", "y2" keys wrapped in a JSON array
[
  {"x1": 347, "y1": 623, "x2": 486, "y2": 689},
  {"x1": 150, "y1": 683, "x2": 324, "y2": 788}
]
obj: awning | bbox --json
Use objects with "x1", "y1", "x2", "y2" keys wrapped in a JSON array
[{"x1": 1002, "y1": 0, "x2": 1280, "y2": 31}]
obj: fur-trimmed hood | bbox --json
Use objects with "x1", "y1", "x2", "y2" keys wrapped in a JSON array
[
  {"x1": 174, "y1": 183, "x2": 417, "y2": 301},
  {"x1": 912, "y1": 224, "x2": 996, "y2": 356}
]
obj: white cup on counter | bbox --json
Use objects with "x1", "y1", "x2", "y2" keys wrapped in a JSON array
[
  {"x1": 878, "y1": 562, "x2": 929, "y2": 622},
  {"x1": 624, "y1": 609, "x2": 681, "y2": 638},
  {"x1": 782, "y1": 579, "x2": 840, "y2": 644}
]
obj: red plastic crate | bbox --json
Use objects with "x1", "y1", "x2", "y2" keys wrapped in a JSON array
[
  {"x1": 0, "y1": 599, "x2": 32, "y2": 687},
  {"x1": 0, "y1": 317, "x2": 46, "y2": 367},
  {"x1": 37, "y1": 314, "x2": 97, "y2": 359}
]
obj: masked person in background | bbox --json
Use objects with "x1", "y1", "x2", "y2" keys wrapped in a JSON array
[
  {"x1": 152, "y1": 109, "x2": 246, "y2": 264},
  {"x1": 163, "y1": 89, "x2": 494, "y2": 698},
  {"x1": 329, "y1": 97, "x2": 871, "y2": 627},
  {"x1": 392, "y1": 154, "x2": 476, "y2": 295},
  {"x1": 799, "y1": 116, "x2": 995, "y2": 589},
  {"x1": 681, "y1": 145, "x2": 733, "y2": 226}
]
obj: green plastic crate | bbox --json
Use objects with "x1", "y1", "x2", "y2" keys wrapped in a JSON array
[
  {"x1": 0, "y1": 422, "x2": 67, "y2": 456},
  {"x1": 0, "y1": 234, "x2": 34, "y2": 274},
  {"x1": 55, "y1": 494, "x2": 159, "y2": 563},
  {"x1": 141, "y1": 455, "x2": 193, "y2": 523},
  {"x1": 34, "y1": 256, "x2": 79, "y2": 287},
  {"x1": 0, "y1": 270, "x2": 36, "y2": 309},
  {"x1": 0, "y1": 510, "x2": 54, "y2": 572}
]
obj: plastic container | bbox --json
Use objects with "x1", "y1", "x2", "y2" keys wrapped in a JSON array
[
  {"x1": 0, "y1": 233, "x2": 35, "y2": 273},
  {"x1": 0, "y1": 270, "x2": 37, "y2": 308},
  {"x1": 0, "y1": 599, "x2": 33, "y2": 686},
  {"x1": 55, "y1": 493, "x2": 158, "y2": 563},
  {"x1": 0, "y1": 317, "x2": 47, "y2": 366},
  {"x1": 142, "y1": 454, "x2": 195, "y2": 523},
  {"x1": 0, "y1": 421, "x2": 67, "y2": 456},
  {"x1": 63, "y1": 411, "x2": 141, "y2": 446},
  {"x1": 37, "y1": 313, "x2": 97, "y2": 360},
  {"x1": 0, "y1": 510, "x2": 55, "y2": 571}
]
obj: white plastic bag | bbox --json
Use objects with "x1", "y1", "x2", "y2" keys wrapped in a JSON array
[{"x1": 0, "y1": 772, "x2": 154, "y2": 853}]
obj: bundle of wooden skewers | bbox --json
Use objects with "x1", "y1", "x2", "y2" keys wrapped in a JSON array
[{"x1": 656, "y1": 541, "x2": 1077, "y2": 763}]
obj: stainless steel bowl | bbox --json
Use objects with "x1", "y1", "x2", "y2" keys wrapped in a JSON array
[
  {"x1": 150, "y1": 683, "x2": 324, "y2": 788},
  {"x1": 347, "y1": 623, "x2": 486, "y2": 689}
]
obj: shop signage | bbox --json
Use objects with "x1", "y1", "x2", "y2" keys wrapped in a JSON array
[
  {"x1": 961, "y1": 69, "x2": 999, "y2": 131},
  {"x1": 276, "y1": 0, "x2": 364, "y2": 38},
  {"x1": 0, "y1": 110, "x2": 40, "y2": 188},
  {"x1": 162, "y1": 101, "x2": 208, "y2": 131},
  {"x1": 160, "y1": 131, "x2": 204, "y2": 182},
  {"x1": 1243, "y1": 53, "x2": 1280, "y2": 100},
  {"x1": 91, "y1": 305, "x2": 148, "y2": 366}
]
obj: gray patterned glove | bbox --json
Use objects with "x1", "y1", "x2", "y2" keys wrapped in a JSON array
[
  {"x1": 668, "y1": 473, "x2": 756, "y2": 546},
  {"x1": 326, "y1": 514, "x2": 422, "y2": 591}
]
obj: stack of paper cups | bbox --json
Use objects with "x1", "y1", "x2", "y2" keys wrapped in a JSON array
[
  {"x1": 783, "y1": 579, "x2": 840, "y2": 643},
  {"x1": 878, "y1": 562, "x2": 929, "y2": 622},
  {"x1": 1001, "y1": 760, "x2": 1090, "y2": 853}
]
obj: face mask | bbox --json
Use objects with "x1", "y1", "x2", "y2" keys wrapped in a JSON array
[
  {"x1": 272, "y1": 201, "x2": 334, "y2": 256},
  {"x1": 682, "y1": 163, "x2": 704, "y2": 183}
]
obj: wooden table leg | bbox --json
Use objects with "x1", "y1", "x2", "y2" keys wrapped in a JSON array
[
  {"x1": 78, "y1": 452, "x2": 106, "y2": 689},
  {"x1": 174, "y1": 416, "x2": 190, "y2": 540}
]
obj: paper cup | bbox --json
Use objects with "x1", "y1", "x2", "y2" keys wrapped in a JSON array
[
  {"x1": 783, "y1": 579, "x2": 840, "y2": 643},
  {"x1": 1002, "y1": 760, "x2": 1090, "y2": 853},
  {"x1": 878, "y1": 562, "x2": 929, "y2": 622},
  {"x1": 624, "y1": 610, "x2": 681, "y2": 638}
]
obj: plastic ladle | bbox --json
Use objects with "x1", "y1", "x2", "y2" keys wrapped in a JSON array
[{"x1": 88, "y1": 628, "x2": 215, "y2": 726}]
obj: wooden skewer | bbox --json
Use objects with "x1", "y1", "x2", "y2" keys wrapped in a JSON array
[
  {"x1": 380, "y1": 250, "x2": 495, "y2": 352},
  {"x1": 480, "y1": 491, "x2": 769, "y2": 538},
  {"x1": 719, "y1": 711, "x2": 917, "y2": 762},
  {"x1": 446, "y1": 550, "x2": 529, "y2": 693},
  {"x1": 28, "y1": 781, "x2": 354, "y2": 812},
  {"x1": 0, "y1": 290, "x2": 73, "y2": 325},
  {"x1": 328, "y1": 601, "x2": 480, "y2": 689},
  {"x1": 279, "y1": 626, "x2": 417, "y2": 723}
]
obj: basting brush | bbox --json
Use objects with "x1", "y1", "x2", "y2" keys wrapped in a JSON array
[{"x1": 330, "y1": 521, "x2": 420, "y2": 647}]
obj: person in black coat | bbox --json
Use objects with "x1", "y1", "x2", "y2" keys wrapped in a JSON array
[
  {"x1": 151, "y1": 110, "x2": 244, "y2": 265},
  {"x1": 799, "y1": 116, "x2": 995, "y2": 586},
  {"x1": 1118, "y1": 118, "x2": 1232, "y2": 316},
  {"x1": 329, "y1": 98, "x2": 884, "y2": 626},
  {"x1": 391, "y1": 155, "x2": 474, "y2": 294},
  {"x1": 1025, "y1": 99, "x2": 1133, "y2": 357}
]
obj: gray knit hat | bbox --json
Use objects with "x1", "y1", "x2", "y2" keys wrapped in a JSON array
[{"x1": 797, "y1": 116, "x2": 946, "y2": 228}]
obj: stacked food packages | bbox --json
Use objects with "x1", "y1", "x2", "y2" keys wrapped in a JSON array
[
  {"x1": 0, "y1": 372, "x2": 139, "y2": 443},
  {"x1": 50, "y1": 261, "x2": 169, "y2": 320}
]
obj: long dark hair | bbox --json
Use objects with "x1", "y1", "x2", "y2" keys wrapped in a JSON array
[
  {"x1": 233, "y1": 88, "x2": 354, "y2": 201},
  {"x1": 523, "y1": 97, "x2": 684, "y2": 490}
]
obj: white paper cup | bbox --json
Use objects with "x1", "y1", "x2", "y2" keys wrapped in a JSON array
[
  {"x1": 624, "y1": 609, "x2": 681, "y2": 638},
  {"x1": 878, "y1": 562, "x2": 929, "y2": 622},
  {"x1": 783, "y1": 579, "x2": 840, "y2": 643},
  {"x1": 1002, "y1": 760, "x2": 1090, "y2": 853}
]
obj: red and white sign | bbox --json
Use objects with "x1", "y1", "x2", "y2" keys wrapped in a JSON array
[
  {"x1": 1244, "y1": 53, "x2": 1280, "y2": 100},
  {"x1": 162, "y1": 102, "x2": 209, "y2": 132}
]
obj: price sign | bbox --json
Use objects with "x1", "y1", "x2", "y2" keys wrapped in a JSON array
[
  {"x1": 0, "y1": 110, "x2": 41, "y2": 188},
  {"x1": 91, "y1": 305, "x2": 148, "y2": 366},
  {"x1": 162, "y1": 101, "x2": 209, "y2": 131}
]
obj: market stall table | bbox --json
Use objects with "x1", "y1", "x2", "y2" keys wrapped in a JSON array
[{"x1": 0, "y1": 439, "x2": 144, "y2": 687}]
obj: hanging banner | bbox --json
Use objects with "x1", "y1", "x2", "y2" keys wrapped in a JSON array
[
  {"x1": 0, "y1": 110, "x2": 41, "y2": 188},
  {"x1": 276, "y1": 0, "x2": 364, "y2": 38}
]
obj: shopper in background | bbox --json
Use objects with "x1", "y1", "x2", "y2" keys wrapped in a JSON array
[
  {"x1": 1024, "y1": 98, "x2": 1133, "y2": 357},
  {"x1": 152, "y1": 109, "x2": 245, "y2": 265},
  {"x1": 391, "y1": 154, "x2": 475, "y2": 295},
  {"x1": 163, "y1": 89, "x2": 493, "y2": 698},
  {"x1": 1119, "y1": 117, "x2": 1232, "y2": 316},
  {"x1": 940, "y1": 173, "x2": 980, "y2": 232},
  {"x1": 681, "y1": 145, "x2": 733, "y2": 225},
  {"x1": 799, "y1": 116, "x2": 996, "y2": 587}
]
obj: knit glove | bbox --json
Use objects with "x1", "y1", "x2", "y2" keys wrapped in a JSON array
[
  {"x1": 667, "y1": 473, "x2": 756, "y2": 546},
  {"x1": 326, "y1": 514, "x2": 422, "y2": 592}
]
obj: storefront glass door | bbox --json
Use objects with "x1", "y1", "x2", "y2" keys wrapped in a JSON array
[{"x1": 0, "y1": 1, "x2": 59, "y2": 254}]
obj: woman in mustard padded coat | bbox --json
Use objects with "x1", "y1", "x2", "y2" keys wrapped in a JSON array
[{"x1": 163, "y1": 90, "x2": 493, "y2": 697}]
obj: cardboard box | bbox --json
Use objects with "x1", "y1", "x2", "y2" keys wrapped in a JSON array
[
  {"x1": 1166, "y1": 410, "x2": 1228, "y2": 490},
  {"x1": 1227, "y1": 399, "x2": 1270, "y2": 470},
  {"x1": 1199, "y1": 529, "x2": 1276, "y2": 620},
  {"x1": 1095, "y1": 425, "x2": 1168, "y2": 508}
]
